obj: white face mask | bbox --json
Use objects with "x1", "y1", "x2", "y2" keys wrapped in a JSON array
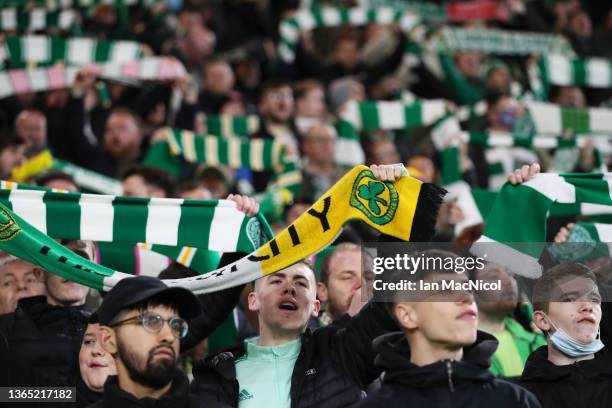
[{"x1": 545, "y1": 314, "x2": 605, "y2": 358}]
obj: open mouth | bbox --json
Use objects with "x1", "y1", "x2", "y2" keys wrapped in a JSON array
[
  {"x1": 89, "y1": 363, "x2": 108, "y2": 369},
  {"x1": 278, "y1": 299, "x2": 298, "y2": 311}
]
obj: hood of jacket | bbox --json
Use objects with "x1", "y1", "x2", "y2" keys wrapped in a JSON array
[{"x1": 373, "y1": 331, "x2": 497, "y2": 388}]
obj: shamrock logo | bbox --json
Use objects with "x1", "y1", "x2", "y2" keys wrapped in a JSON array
[
  {"x1": 0, "y1": 206, "x2": 20, "y2": 241},
  {"x1": 357, "y1": 181, "x2": 387, "y2": 215}
]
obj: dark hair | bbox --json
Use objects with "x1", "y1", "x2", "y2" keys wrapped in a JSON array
[
  {"x1": 532, "y1": 263, "x2": 597, "y2": 314},
  {"x1": 88, "y1": 312, "x2": 100, "y2": 325},
  {"x1": 158, "y1": 262, "x2": 198, "y2": 279},
  {"x1": 484, "y1": 91, "x2": 511, "y2": 110},
  {"x1": 122, "y1": 165, "x2": 176, "y2": 197},
  {"x1": 35, "y1": 171, "x2": 77, "y2": 190},
  {"x1": 258, "y1": 79, "x2": 292, "y2": 104},
  {"x1": 176, "y1": 179, "x2": 204, "y2": 195},
  {"x1": 0, "y1": 128, "x2": 25, "y2": 152}
]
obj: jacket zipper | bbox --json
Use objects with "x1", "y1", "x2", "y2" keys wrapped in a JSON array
[{"x1": 445, "y1": 360, "x2": 455, "y2": 393}]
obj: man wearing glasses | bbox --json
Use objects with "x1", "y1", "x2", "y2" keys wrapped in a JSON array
[{"x1": 94, "y1": 276, "x2": 202, "y2": 407}]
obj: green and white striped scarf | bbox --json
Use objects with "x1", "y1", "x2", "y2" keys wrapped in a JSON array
[
  {"x1": 530, "y1": 54, "x2": 612, "y2": 100},
  {"x1": 473, "y1": 173, "x2": 612, "y2": 278},
  {"x1": 142, "y1": 129, "x2": 304, "y2": 215},
  {"x1": 434, "y1": 27, "x2": 575, "y2": 56},
  {"x1": 198, "y1": 114, "x2": 260, "y2": 139},
  {"x1": 160, "y1": 128, "x2": 294, "y2": 173},
  {"x1": 278, "y1": 6, "x2": 420, "y2": 63},
  {"x1": 0, "y1": 180, "x2": 273, "y2": 254},
  {"x1": 31, "y1": 0, "x2": 157, "y2": 10},
  {"x1": 0, "y1": 8, "x2": 77, "y2": 32},
  {"x1": 340, "y1": 99, "x2": 448, "y2": 131},
  {"x1": 464, "y1": 131, "x2": 612, "y2": 151},
  {"x1": 199, "y1": 115, "x2": 364, "y2": 167},
  {"x1": 1, "y1": 35, "x2": 145, "y2": 69},
  {"x1": 0, "y1": 57, "x2": 186, "y2": 99},
  {"x1": 526, "y1": 102, "x2": 612, "y2": 136}
]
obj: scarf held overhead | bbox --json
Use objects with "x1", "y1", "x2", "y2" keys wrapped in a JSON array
[
  {"x1": 472, "y1": 173, "x2": 612, "y2": 278},
  {"x1": 0, "y1": 165, "x2": 443, "y2": 293},
  {"x1": 0, "y1": 180, "x2": 272, "y2": 254}
]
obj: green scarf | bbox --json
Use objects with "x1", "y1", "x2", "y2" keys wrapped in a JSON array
[
  {"x1": 0, "y1": 180, "x2": 273, "y2": 254},
  {"x1": 340, "y1": 99, "x2": 448, "y2": 131},
  {"x1": 0, "y1": 9, "x2": 77, "y2": 32},
  {"x1": 279, "y1": 6, "x2": 420, "y2": 63},
  {"x1": 473, "y1": 173, "x2": 612, "y2": 278},
  {"x1": 0, "y1": 165, "x2": 443, "y2": 293},
  {"x1": 530, "y1": 54, "x2": 612, "y2": 100},
  {"x1": 434, "y1": 27, "x2": 575, "y2": 56}
]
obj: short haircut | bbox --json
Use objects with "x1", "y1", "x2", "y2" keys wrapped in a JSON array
[
  {"x1": 384, "y1": 249, "x2": 460, "y2": 317},
  {"x1": 319, "y1": 242, "x2": 362, "y2": 285},
  {"x1": 35, "y1": 171, "x2": 77, "y2": 190},
  {"x1": 258, "y1": 79, "x2": 292, "y2": 104},
  {"x1": 15, "y1": 109, "x2": 45, "y2": 123},
  {"x1": 122, "y1": 165, "x2": 176, "y2": 197},
  {"x1": 293, "y1": 79, "x2": 323, "y2": 101},
  {"x1": 254, "y1": 259, "x2": 315, "y2": 290},
  {"x1": 0, "y1": 250, "x2": 22, "y2": 268},
  {"x1": 158, "y1": 262, "x2": 198, "y2": 279},
  {"x1": 108, "y1": 107, "x2": 143, "y2": 131},
  {"x1": 176, "y1": 179, "x2": 204, "y2": 195},
  {"x1": 532, "y1": 263, "x2": 597, "y2": 314}
]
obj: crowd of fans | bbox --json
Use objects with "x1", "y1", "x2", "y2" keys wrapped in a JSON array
[{"x1": 1, "y1": 0, "x2": 612, "y2": 407}]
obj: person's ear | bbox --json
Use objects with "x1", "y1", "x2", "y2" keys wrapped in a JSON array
[
  {"x1": 33, "y1": 268, "x2": 45, "y2": 282},
  {"x1": 247, "y1": 289, "x2": 260, "y2": 313},
  {"x1": 316, "y1": 282, "x2": 328, "y2": 303},
  {"x1": 97, "y1": 325, "x2": 118, "y2": 355},
  {"x1": 533, "y1": 310, "x2": 551, "y2": 334},
  {"x1": 311, "y1": 299, "x2": 321, "y2": 318},
  {"x1": 394, "y1": 303, "x2": 418, "y2": 330}
]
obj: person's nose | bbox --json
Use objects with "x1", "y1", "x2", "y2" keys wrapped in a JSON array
[
  {"x1": 282, "y1": 282, "x2": 297, "y2": 297},
  {"x1": 159, "y1": 319, "x2": 176, "y2": 343},
  {"x1": 91, "y1": 342, "x2": 105, "y2": 358}
]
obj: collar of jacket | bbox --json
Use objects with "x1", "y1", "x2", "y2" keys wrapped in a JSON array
[
  {"x1": 195, "y1": 329, "x2": 315, "y2": 381},
  {"x1": 373, "y1": 331, "x2": 497, "y2": 388},
  {"x1": 520, "y1": 345, "x2": 612, "y2": 383},
  {"x1": 99, "y1": 372, "x2": 190, "y2": 407},
  {"x1": 17, "y1": 295, "x2": 91, "y2": 323}
]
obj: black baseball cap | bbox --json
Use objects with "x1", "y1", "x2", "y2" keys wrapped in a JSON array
[{"x1": 98, "y1": 276, "x2": 201, "y2": 325}]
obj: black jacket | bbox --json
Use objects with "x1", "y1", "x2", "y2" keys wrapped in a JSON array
[
  {"x1": 190, "y1": 301, "x2": 398, "y2": 408},
  {"x1": 0, "y1": 296, "x2": 91, "y2": 387},
  {"x1": 355, "y1": 331, "x2": 541, "y2": 408},
  {"x1": 519, "y1": 346, "x2": 612, "y2": 408},
  {"x1": 87, "y1": 373, "x2": 200, "y2": 408}
]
